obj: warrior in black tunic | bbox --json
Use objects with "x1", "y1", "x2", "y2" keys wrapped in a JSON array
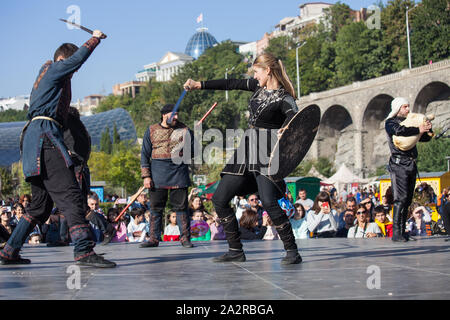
[{"x1": 184, "y1": 53, "x2": 302, "y2": 264}]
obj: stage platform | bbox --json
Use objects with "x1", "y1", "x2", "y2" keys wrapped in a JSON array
[{"x1": 0, "y1": 236, "x2": 449, "y2": 300}]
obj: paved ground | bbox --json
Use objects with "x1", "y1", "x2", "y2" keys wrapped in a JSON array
[{"x1": 0, "y1": 236, "x2": 449, "y2": 300}]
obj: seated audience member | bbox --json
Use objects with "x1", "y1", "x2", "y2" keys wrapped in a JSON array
[
  {"x1": 361, "y1": 198, "x2": 375, "y2": 222},
  {"x1": 127, "y1": 209, "x2": 147, "y2": 242},
  {"x1": 263, "y1": 213, "x2": 279, "y2": 240},
  {"x1": 10, "y1": 203, "x2": 25, "y2": 227},
  {"x1": 108, "y1": 208, "x2": 128, "y2": 243},
  {"x1": 406, "y1": 203, "x2": 432, "y2": 237},
  {"x1": 131, "y1": 192, "x2": 150, "y2": 211},
  {"x1": 247, "y1": 194, "x2": 266, "y2": 229},
  {"x1": 381, "y1": 196, "x2": 393, "y2": 220},
  {"x1": 86, "y1": 194, "x2": 116, "y2": 244},
  {"x1": 207, "y1": 211, "x2": 226, "y2": 240},
  {"x1": 0, "y1": 208, "x2": 14, "y2": 246},
  {"x1": 233, "y1": 196, "x2": 248, "y2": 222},
  {"x1": 337, "y1": 197, "x2": 357, "y2": 230},
  {"x1": 336, "y1": 209, "x2": 356, "y2": 238},
  {"x1": 440, "y1": 192, "x2": 450, "y2": 241},
  {"x1": 374, "y1": 205, "x2": 393, "y2": 237},
  {"x1": 347, "y1": 205, "x2": 382, "y2": 238},
  {"x1": 290, "y1": 203, "x2": 308, "y2": 239},
  {"x1": 19, "y1": 194, "x2": 31, "y2": 209},
  {"x1": 28, "y1": 233, "x2": 42, "y2": 245},
  {"x1": 188, "y1": 196, "x2": 209, "y2": 217},
  {"x1": 190, "y1": 210, "x2": 211, "y2": 241},
  {"x1": 239, "y1": 209, "x2": 267, "y2": 240},
  {"x1": 163, "y1": 212, "x2": 180, "y2": 242},
  {"x1": 306, "y1": 191, "x2": 338, "y2": 238},
  {"x1": 41, "y1": 208, "x2": 70, "y2": 246},
  {"x1": 295, "y1": 189, "x2": 314, "y2": 211}
]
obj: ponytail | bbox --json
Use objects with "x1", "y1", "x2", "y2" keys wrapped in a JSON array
[{"x1": 253, "y1": 53, "x2": 297, "y2": 99}]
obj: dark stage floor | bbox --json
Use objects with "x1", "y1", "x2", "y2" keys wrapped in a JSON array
[{"x1": 0, "y1": 236, "x2": 449, "y2": 300}]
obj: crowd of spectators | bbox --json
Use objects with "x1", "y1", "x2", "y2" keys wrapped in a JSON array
[{"x1": 1, "y1": 181, "x2": 449, "y2": 249}]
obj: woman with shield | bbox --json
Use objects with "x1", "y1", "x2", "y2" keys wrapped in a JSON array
[{"x1": 183, "y1": 53, "x2": 302, "y2": 264}]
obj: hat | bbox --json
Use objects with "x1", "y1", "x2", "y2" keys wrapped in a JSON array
[
  {"x1": 386, "y1": 97, "x2": 409, "y2": 119},
  {"x1": 160, "y1": 104, "x2": 175, "y2": 115}
]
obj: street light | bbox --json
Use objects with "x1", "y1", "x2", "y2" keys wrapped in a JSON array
[
  {"x1": 225, "y1": 66, "x2": 236, "y2": 101},
  {"x1": 296, "y1": 41, "x2": 307, "y2": 99},
  {"x1": 406, "y1": 5, "x2": 417, "y2": 69}
]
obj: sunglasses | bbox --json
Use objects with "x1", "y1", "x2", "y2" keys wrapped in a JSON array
[
  {"x1": 249, "y1": 199, "x2": 258, "y2": 202},
  {"x1": 356, "y1": 211, "x2": 366, "y2": 215}
]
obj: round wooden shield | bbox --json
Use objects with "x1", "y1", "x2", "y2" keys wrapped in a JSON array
[{"x1": 267, "y1": 105, "x2": 321, "y2": 181}]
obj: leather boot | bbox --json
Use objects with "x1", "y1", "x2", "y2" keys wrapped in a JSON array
[
  {"x1": 140, "y1": 214, "x2": 160, "y2": 248},
  {"x1": 392, "y1": 203, "x2": 407, "y2": 242},
  {"x1": 176, "y1": 212, "x2": 193, "y2": 248},
  {"x1": 275, "y1": 221, "x2": 302, "y2": 265},
  {"x1": 212, "y1": 209, "x2": 245, "y2": 262}
]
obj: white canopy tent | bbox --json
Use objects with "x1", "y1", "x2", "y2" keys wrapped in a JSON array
[{"x1": 323, "y1": 164, "x2": 369, "y2": 193}]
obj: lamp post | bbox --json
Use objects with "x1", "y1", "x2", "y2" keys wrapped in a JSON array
[
  {"x1": 406, "y1": 5, "x2": 417, "y2": 69},
  {"x1": 225, "y1": 66, "x2": 236, "y2": 102},
  {"x1": 296, "y1": 41, "x2": 307, "y2": 99}
]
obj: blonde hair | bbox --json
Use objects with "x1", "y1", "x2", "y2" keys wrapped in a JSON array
[{"x1": 253, "y1": 53, "x2": 296, "y2": 99}]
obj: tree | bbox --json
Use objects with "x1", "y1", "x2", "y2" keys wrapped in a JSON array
[
  {"x1": 410, "y1": 0, "x2": 450, "y2": 66},
  {"x1": 100, "y1": 126, "x2": 112, "y2": 154},
  {"x1": 0, "y1": 167, "x2": 14, "y2": 197},
  {"x1": 416, "y1": 128, "x2": 450, "y2": 172}
]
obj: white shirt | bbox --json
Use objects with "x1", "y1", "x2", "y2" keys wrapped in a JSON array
[
  {"x1": 347, "y1": 223, "x2": 381, "y2": 238},
  {"x1": 295, "y1": 198, "x2": 314, "y2": 211},
  {"x1": 127, "y1": 221, "x2": 147, "y2": 242},
  {"x1": 306, "y1": 209, "x2": 338, "y2": 234}
]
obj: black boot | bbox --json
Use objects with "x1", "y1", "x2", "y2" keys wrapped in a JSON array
[
  {"x1": 281, "y1": 250, "x2": 302, "y2": 265},
  {"x1": 275, "y1": 221, "x2": 302, "y2": 265},
  {"x1": 212, "y1": 210, "x2": 244, "y2": 263},
  {"x1": 392, "y1": 203, "x2": 407, "y2": 242},
  {"x1": 176, "y1": 212, "x2": 193, "y2": 248},
  {"x1": 76, "y1": 253, "x2": 116, "y2": 268},
  {"x1": 212, "y1": 248, "x2": 246, "y2": 262},
  {"x1": 140, "y1": 214, "x2": 160, "y2": 248}
]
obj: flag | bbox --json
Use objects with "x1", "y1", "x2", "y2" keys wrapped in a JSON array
[
  {"x1": 197, "y1": 13, "x2": 203, "y2": 23},
  {"x1": 197, "y1": 181, "x2": 219, "y2": 200}
]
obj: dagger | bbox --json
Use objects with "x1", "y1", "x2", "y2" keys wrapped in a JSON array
[{"x1": 59, "y1": 18, "x2": 107, "y2": 39}]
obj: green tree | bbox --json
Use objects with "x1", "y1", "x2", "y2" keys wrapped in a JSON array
[
  {"x1": 0, "y1": 109, "x2": 28, "y2": 123},
  {"x1": 381, "y1": 0, "x2": 416, "y2": 72},
  {"x1": 322, "y1": 1, "x2": 353, "y2": 41},
  {"x1": 0, "y1": 167, "x2": 14, "y2": 197},
  {"x1": 416, "y1": 129, "x2": 450, "y2": 172},
  {"x1": 410, "y1": 0, "x2": 450, "y2": 67},
  {"x1": 100, "y1": 126, "x2": 112, "y2": 154},
  {"x1": 108, "y1": 143, "x2": 142, "y2": 194}
]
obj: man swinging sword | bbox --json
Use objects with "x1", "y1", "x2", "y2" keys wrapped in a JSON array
[{"x1": 0, "y1": 27, "x2": 115, "y2": 267}]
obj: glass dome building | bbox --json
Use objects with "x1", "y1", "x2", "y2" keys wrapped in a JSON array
[
  {"x1": 0, "y1": 108, "x2": 137, "y2": 167},
  {"x1": 185, "y1": 27, "x2": 218, "y2": 59}
]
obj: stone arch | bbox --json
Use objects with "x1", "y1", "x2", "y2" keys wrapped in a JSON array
[
  {"x1": 413, "y1": 81, "x2": 450, "y2": 132},
  {"x1": 317, "y1": 105, "x2": 354, "y2": 166},
  {"x1": 413, "y1": 81, "x2": 450, "y2": 113},
  {"x1": 361, "y1": 94, "x2": 393, "y2": 175}
]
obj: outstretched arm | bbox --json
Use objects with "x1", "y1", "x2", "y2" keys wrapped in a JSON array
[{"x1": 50, "y1": 30, "x2": 105, "y2": 81}]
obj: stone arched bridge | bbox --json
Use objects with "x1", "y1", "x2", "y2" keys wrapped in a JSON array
[{"x1": 297, "y1": 59, "x2": 450, "y2": 178}]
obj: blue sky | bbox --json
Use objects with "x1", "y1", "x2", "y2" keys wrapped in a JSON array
[{"x1": 0, "y1": 0, "x2": 385, "y2": 101}]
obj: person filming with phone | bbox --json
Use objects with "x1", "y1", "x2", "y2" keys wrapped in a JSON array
[{"x1": 306, "y1": 191, "x2": 338, "y2": 238}]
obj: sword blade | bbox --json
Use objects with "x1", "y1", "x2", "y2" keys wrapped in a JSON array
[
  {"x1": 59, "y1": 18, "x2": 94, "y2": 35},
  {"x1": 168, "y1": 90, "x2": 187, "y2": 124}
]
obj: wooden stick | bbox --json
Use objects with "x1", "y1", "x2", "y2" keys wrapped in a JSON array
[
  {"x1": 195, "y1": 102, "x2": 218, "y2": 127},
  {"x1": 114, "y1": 186, "x2": 146, "y2": 222}
]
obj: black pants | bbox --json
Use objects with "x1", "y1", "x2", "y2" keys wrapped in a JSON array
[
  {"x1": 212, "y1": 171, "x2": 297, "y2": 251},
  {"x1": 148, "y1": 188, "x2": 189, "y2": 242},
  {"x1": 389, "y1": 157, "x2": 417, "y2": 208},
  {"x1": 0, "y1": 138, "x2": 95, "y2": 261}
]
